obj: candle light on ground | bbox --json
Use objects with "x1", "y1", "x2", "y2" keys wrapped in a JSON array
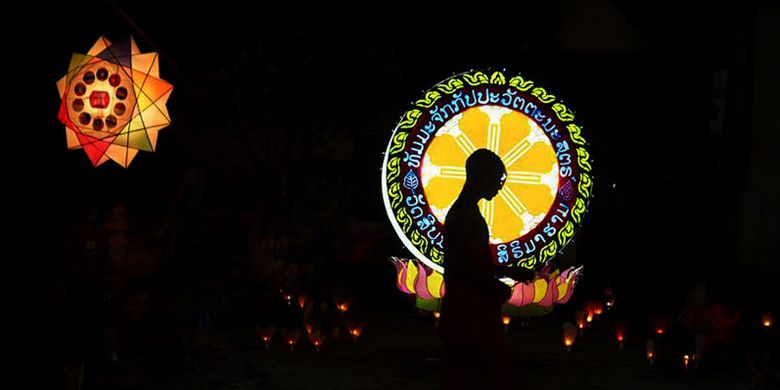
[
  {"x1": 575, "y1": 311, "x2": 587, "y2": 334},
  {"x1": 646, "y1": 340, "x2": 655, "y2": 367},
  {"x1": 604, "y1": 287, "x2": 615, "y2": 311},
  {"x1": 593, "y1": 302, "x2": 604, "y2": 317},
  {"x1": 615, "y1": 322, "x2": 626, "y2": 350},
  {"x1": 762, "y1": 311, "x2": 773, "y2": 329},
  {"x1": 337, "y1": 299, "x2": 351, "y2": 317},
  {"x1": 282, "y1": 329, "x2": 300, "y2": 352},
  {"x1": 652, "y1": 316, "x2": 668, "y2": 336},
  {"x1": 585, "y1": 303, "x2": 595, "y2": 325},
  {"x1": 350, "y1": 327, "x2": 362, "y2": 342},
  {"x1": 256, "y1": 325, "x2": 276, "y2": 350},
  {"x1": 562, "y1": 322, "x2": 577, "y2": 352}
]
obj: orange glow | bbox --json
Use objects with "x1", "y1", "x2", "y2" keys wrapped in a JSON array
[
  {"x1": 256, "y1": 325, "x2": 276, "y2": 348},
  {"x1": 562, "y1": 322, "x2": 578, "y2": 351},
  {"x1": 593, "y1": 303, "x2": 603, "y2": 316},
  {"x1": 585, "y1": 302, "x2": 596, "y2": 323},
  {"x1": 762, "y1": 312, "x2": 774, "y2": 327},
  {"x1": 304, "y1": 324, "x2": 313, "y2": 335},
  {"x1": 683, "y1": 355, "x2": 690, "y2": 370},
  {"x1": 575, "y1": 311, "x2": 586, "y2": 330},
  {"x1": 646, "y1": 340, "x2": 655, "y2": 362},
  {"x1": 338, "y1": 302, "x2": 350, "y2": 312},
  {"x1": 615, "y1": 322, "x2": 626, "y2": 344},
  {"x1": 652, "y1": 316, "x2": 668, "y2": 336},
  {"x1": 298, "y1": 296, "x2": 306, "y2": 309},
  {"x1": 433, "y1": 311, "x2": 441, "y2": 319},
  {"x1": 502, "y1": 316, "x2": 511, "y2": 325},
  {"x1": 349, "y1": 327, "x2": 362, "y2": 343}
]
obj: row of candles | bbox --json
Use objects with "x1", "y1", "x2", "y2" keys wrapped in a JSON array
[
  {"x1": 560, "y1": 290, "x2": 776, "y2": 371},
  {"x1": 257, "y1": 291, "x2": 364, "y2": 354}
]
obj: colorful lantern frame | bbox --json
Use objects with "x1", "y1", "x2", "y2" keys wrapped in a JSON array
[
  {"x1": 391, "y1": 256, "x2": 582, "y2": 316},
  {"x1": 57, "y1": 36, "x2": 173, "y2": 167},
  {"x1": 381, "y1": 70, "x2": 592, "y2": 272}
]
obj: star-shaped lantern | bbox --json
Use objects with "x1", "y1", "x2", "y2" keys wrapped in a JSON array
[{"x1": 57, "y1": 36, "x2": 172, "y2": 167}]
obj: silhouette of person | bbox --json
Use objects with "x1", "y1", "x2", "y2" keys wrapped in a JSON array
[{"x1": 439, "y1": 148, "x2": 533, "y2": 389}]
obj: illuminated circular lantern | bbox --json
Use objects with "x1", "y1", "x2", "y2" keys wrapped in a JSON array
[
  {"x1": 382, "y1": 70, "x2": 592, "y2": 273},
  {"x1": 57, "y1": 36, "x2": 173, "y2": 167}
]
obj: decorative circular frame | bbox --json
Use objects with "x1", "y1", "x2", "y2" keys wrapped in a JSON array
[{"x1": 382, "y1": 70, "x2": 593, "y2": 272}]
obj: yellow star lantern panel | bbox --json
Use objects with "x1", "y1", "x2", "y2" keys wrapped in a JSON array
[
  {"x1": 421, "y1": 106, "x2": 558, "y2": 243},
  {"x1": 57, "y1": 36, "x2": 172, "y2": 167},
  {"x1": 382, "y1": 70, "x2": 593, "y2": 271}
]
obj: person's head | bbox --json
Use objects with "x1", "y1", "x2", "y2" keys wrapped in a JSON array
[{"x1": 464, "y1": 149, "x2": 506, "y2": 201}]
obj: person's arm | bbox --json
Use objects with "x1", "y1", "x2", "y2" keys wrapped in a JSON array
[{"x1": 474, "y1": 242, "x2": 512, "y2": 302}]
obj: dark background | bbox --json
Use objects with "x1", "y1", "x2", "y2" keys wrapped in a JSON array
[{"x1": 3, "y1": 1, "x2": 778, "y2": 387}]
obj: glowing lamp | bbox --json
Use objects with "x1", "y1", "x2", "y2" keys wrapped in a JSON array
[
  {"x1": 298, "y1": 296, "x2": 306, "y2": 309},
  {"x1": 646, "y1": 340, "x2": 655, "y2": 366},
  {"x1": 433, "y1": 311, "x2": 441, "y2": 319},
  {"x1": 282, "y1": 329, "x2": 300, "y2": 352},
  {"x1": 615, "y1": 322, "x2": 626, "y2": 349},
  {"x1": 762, "y1": 311, "x2": 773, "y2": 328},
  {"x1": 383, "y1": 69, "x2": 592, "y2": 288},
  {"x1": 309, "y1": 331, "x2": 324, "y2": 354},
  {"x1": 350, "y1": 327, "x2": 362, "y2": 342},
  {"x1": 593, "y1": 302, "x2": 603, "y2": 316},
  {"x1": 683, "y1": 355, "x2": 690, "y2": 370},
  {"x1": 562, "y1": 322, "x2": 577, "y2": 352},
  {"x1": 255, "y1": 325, "x2": 276, "y2": 350},
  {"x1": 337, "y1": 299, "x2": 351, "y2": 314},
  {"x1": 575, "y1": 310, "x2": 587, "y2": 332},
  {"x1": 57, "y1": 36, "x2": 172, "y2": 167},
  {"x1": 604, "y1": 287, "x2": 615, "y2": 311},
  {"x1": 652, "y1": 316, "x2": 668, "y2": 336},
  {"x1": 286, "y1": 338, "x2": 296, "y2": 351}
]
